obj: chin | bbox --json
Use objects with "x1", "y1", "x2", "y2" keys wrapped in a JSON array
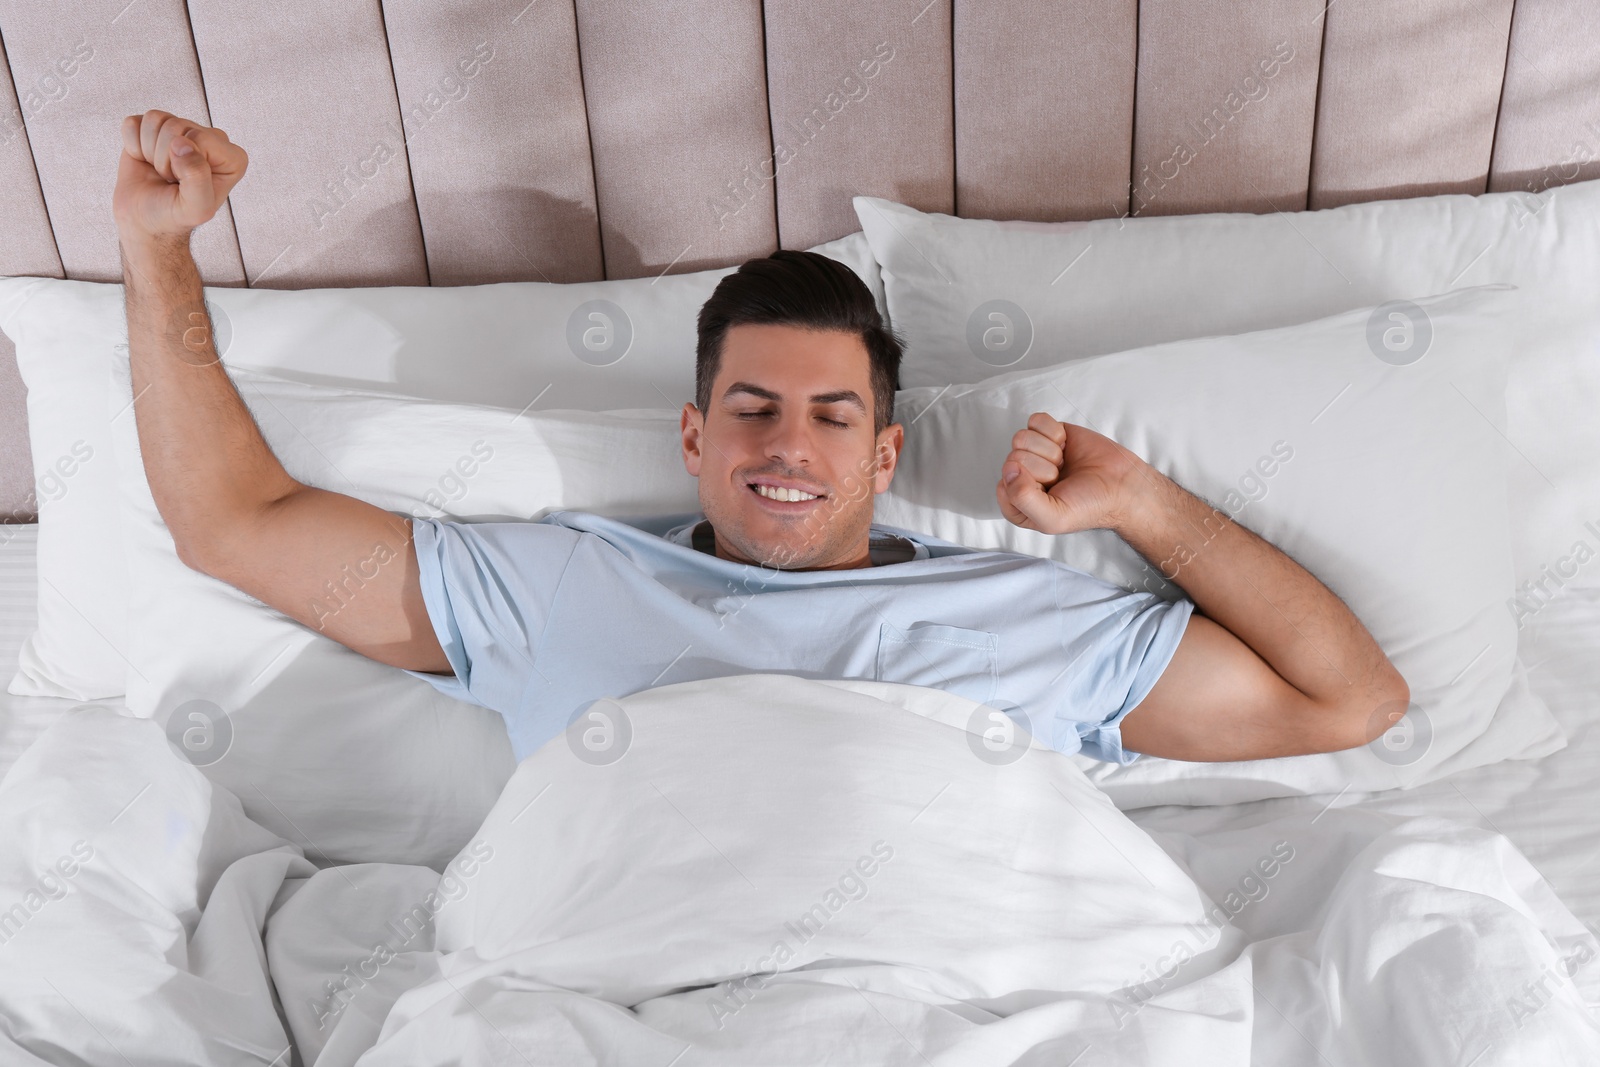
[
  {"x1": 724, "y1": 522, "x2": 819, "y2": 569},
  {"x1": 742, "y1": 534, "x2": 814, "y2": 570}
]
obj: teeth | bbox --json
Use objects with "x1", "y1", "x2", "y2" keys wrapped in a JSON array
[{"x1": 755, "y1": 484, "x2": 818, "y2": 502}]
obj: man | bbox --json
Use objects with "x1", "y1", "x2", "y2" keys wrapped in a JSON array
[{"x1": 112, "y1": 110, "x2": 1408, "y2": 766}]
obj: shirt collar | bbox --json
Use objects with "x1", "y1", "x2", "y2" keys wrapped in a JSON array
[{"x1": 663, "y1": 517, "x2": 929, "y2": 566}]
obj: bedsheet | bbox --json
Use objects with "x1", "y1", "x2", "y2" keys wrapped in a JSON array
[
  {"x1": 2, "y1": 676, "x2": 1598, "y2": 1066},
  {"x1": 1128, "y1": 586, "x2": 1600, "y2": 932}
]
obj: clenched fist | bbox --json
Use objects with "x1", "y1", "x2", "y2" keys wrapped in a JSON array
[
  {"x1": 995, "y1": 412, "x2": 1147, "y2": 536},
  {"x1": 113, "y1": 109, "x2": 247, "y2": 243}
]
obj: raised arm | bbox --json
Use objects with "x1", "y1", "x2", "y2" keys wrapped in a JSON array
[
  {"x1": 113, "y1": 110, "x2": 449, "y2": 674},
  {"x1": 998, "y1": 412, "x2": 1409, "y2": 762}
]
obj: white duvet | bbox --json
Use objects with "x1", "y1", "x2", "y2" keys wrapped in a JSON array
[{"x1": 0, "y1": 675, "x2": 1596, "y2": 1065}]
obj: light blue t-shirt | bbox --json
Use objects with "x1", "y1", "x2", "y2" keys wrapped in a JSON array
[{"x1": 402, "y1": 510, "x2": 1193, "y2": 765}]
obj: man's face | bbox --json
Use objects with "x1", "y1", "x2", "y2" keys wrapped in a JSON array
[{"x1": 681, "y1": 323, "x2": 903, "y2": 571}]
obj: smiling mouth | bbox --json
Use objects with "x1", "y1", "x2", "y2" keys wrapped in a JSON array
[{"x1": 747, "y1": 481, "x2": 826, "y2": 506}]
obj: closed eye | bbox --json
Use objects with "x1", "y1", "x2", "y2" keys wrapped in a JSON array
[{"x1": 735, "y1": 411, "x2": 850, "y2": 428}]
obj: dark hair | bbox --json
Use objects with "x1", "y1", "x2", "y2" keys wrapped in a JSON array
[{"x1": 695, "y1": 249, "x2": 902, "y2": 435}]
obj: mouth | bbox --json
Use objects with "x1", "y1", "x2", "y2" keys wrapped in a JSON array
[{"x1": 746, "y1": 479, "x2": 827, "y2": 510}]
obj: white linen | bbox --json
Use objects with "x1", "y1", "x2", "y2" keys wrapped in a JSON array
[
  {"x1": 1, "y1": 674, "x2": 1594, "y2": 1065},
  {"x1": 0, "y1": 705, "x2": 312, "y2": 1065},
  {"x1": 1359, "y1": 586, "x2": 1600, "y2": 926},
  {"x1": 0, "y1": 232, "x2": 883, "y2": 701},
  {"x1": 854, "y1": 182, "x2": 1600, "y2": 389},
  {"x1": 1133, "y1": 584, "x2": 1600, "y2": 931},
  {"x1": 855, "y1": 180, "x2": 1600, "y2": 601},
  {"x1": 0, "y1": 276, "x2": 127, "y2": 699},
  {"x1": 338, "y1": 810, "x2": 1600, "y2": 1066}
]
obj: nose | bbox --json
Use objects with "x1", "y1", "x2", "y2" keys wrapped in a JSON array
[{"x1": 761, "y1": 409, "x2": 817, "y2": 467}]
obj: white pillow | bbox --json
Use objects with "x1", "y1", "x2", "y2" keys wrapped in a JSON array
[
  {"x1": 856, "y1": 182, "x2": 1600, "y2": 387},
  {"x1": 875, "y1": 284, "x2": 1563, "y2": 804},
  {"x1": 0, "y1": 232, "x2": 882, "y2": 701},
  {"x1": 0, "y1": 277, "x2": 127, "y2": 700},
  {"x1": 109, "y1": 286, "x2": 1559, "y2": 832},
  {"x1": 854, "y1": 181, "x2": 1600, "y2": 602},
  {"x1": 106, "y1": 353, "x2": 710, "y2": 867}
]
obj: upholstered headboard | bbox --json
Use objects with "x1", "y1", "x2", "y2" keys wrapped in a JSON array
[{"x1": 2, "y1": 0, "x2": 1597, "y2": 522}]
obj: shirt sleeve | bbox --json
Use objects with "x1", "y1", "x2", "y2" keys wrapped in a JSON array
[
  {"x1": 401, "y1": 515, "x2": 582, "y2": 715},
  {"x1": 1050, "y1": 567, "x2": 1195, "y2": 766}
]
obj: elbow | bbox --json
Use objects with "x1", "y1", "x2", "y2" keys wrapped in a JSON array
[
  {"x1": 170, "y1": 485, "x2": 301, "y2": 582},
  {"x1": 172, "y1": 519, "x2": 254, "y2": 584},
  {"x1": 173, "y1": 534, "x2": 225, "y2": 580},
  {"x1": 156, "y1": 493, "x2": 231, "y2": 578},
  {"x1": 1351, "y1": 671, "x2": 1412, "y2": 749},
  {"x1": 1390, "y1": 672, "x2": 1411, "y2": 713}
]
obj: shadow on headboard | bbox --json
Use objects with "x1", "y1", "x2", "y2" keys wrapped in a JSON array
[{"x1": 2, "y1": 0, "x2": 1597, "y2": 521}]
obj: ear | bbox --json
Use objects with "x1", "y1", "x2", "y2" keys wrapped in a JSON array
[
  {"x1": 681, "y1": 402, "x2": 704, "y2": 477},
  {"x1": 872, "y1": 421, "x2": 905, "y2": 493}
]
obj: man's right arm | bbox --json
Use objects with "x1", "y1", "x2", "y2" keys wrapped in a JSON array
[{"x1": 114, "y1": 110, "x2": 449, "y2": 674}]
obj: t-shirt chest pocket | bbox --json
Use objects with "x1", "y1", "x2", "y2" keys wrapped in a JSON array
[{"x1": 875, "y1": 622, "x2": 999, "y2": 706}]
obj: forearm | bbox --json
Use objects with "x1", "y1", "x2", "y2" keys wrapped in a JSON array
[
  {"x1": 119, "y1": 231, "x2": 300, "y2": 566},
  {"x1": 1113, "y1": 464, "x2": 1405, "y2": 715}
]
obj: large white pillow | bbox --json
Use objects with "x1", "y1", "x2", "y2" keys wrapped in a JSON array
[
  {"x1": 874, "y1": 284, "x2": 1564, "y2": 805},
  {"x1": 856, "y1": 182, "x2": 1600, "y2": 386},
  {"x1": 854, "y1": 181, "x2": 1600, "y2": 602},
  {"x1": 0, "y1": 232, "x2": 882, "y2": 701},
  {"x1": 108, "y1": 286, "x2": 1559, "y2": 843}
]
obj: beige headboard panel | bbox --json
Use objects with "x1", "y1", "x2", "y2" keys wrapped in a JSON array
[{"x1": 2, "y1": 0, "x2": 1597, "y2": 522}]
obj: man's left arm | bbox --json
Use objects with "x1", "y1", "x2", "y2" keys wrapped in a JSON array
[{"x1": 997, "y1": 412, "x2": 1409, "y2": 762}]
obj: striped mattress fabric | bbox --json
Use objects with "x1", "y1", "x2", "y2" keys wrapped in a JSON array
[
  {"x1": 0, "y1": 523, "x2": 83, "y2": 779},
  {"x1": 0, "y1": 523, "x2": 38, "y2": 683}
]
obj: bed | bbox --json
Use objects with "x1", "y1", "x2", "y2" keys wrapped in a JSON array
[{"x1": 2, "y1": 2, "x2": 1599, "y2": 1064}]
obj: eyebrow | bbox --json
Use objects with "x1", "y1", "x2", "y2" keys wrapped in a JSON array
[{"x1": 721, "y1": 381, "x2": 868, "y2": 415}]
